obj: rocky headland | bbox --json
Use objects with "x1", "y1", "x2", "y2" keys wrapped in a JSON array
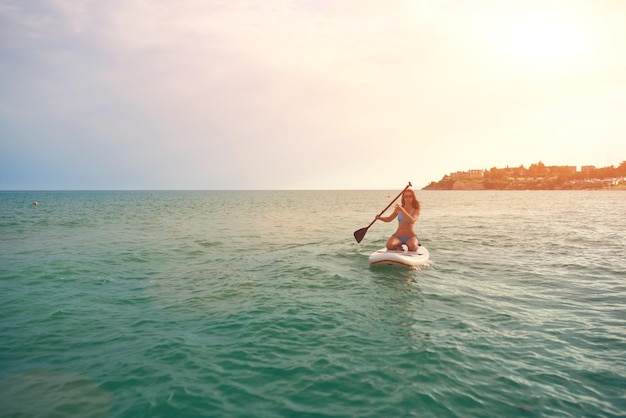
[{"x1": 423, "y1": 161, "x2": 626, "y2": 190}]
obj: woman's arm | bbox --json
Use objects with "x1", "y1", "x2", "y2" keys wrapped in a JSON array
[
  {"x1": 376, "y1": 209, "x2": 399, "y2": 222},
  {"x1": 396, "y1": 205, "x2": 419, "y2": 223}
]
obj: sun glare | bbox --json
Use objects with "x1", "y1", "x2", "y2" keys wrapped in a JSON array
[
  {"x1": 485, "y1": 10, "x2": 586, "y2": 70},
  {"x1": 507, "y1": 20, "x2": 577, "y2": 61}
]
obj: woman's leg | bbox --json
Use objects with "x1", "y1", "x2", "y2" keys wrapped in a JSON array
[
  {"x1": 406, "y1": 235, "x2": 419, "y2": 251},
  {"x1": 386, "y1": 235, "x2": 402, "y2": 250}
]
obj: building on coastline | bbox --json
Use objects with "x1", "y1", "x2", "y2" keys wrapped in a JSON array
[
  {"x1": 450, "y1": 169, "x2": 484, "y2": 179},
  {"x1": 581, "y1": 165, "x2": 596, "y2": 176}
]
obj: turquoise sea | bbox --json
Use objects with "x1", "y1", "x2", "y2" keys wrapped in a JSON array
[{"x1": 1, "y1": 190, "x2": 625, "y2": 417}]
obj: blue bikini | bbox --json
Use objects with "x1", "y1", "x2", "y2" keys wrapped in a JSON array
[
  {"x1": 396, "y1": 212, "x2": 418, "y2": 244},
  {"x1": 395, "y1": 234, "x2": 418, "y2": 244}
]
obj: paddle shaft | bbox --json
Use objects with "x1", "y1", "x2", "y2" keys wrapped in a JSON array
[
  {"x1": 353, "y1": 182, "x2": 412, "y2": 243},
  {"x1": 367, "y1": 182, "x2": 412, "y2": 229}
]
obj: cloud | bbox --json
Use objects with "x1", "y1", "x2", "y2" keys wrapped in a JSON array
[{"x1": 1, "y1": 0, "x2": 625, "y2": 189}]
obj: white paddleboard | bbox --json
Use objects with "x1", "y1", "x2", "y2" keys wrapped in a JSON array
[{"x1": 369, "y1": 246, "x2": 430, "y2": 268}]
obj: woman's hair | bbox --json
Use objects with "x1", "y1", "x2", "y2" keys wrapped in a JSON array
[{"x1": 401, "y1": 189, "x2": 420, "y2": 210}]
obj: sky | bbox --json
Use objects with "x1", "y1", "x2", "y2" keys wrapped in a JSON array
[{"x1": 1, "y1": 0, "x2": 625, "y2": 190}]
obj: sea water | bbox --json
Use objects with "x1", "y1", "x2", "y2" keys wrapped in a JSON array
[{"x1": 1, "y1": 190, "x2": 624, "y2": 417}]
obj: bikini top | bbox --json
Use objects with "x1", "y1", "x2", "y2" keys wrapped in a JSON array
[{"x1": 398, "y1": 210, "x2": 414, "y2": 223}]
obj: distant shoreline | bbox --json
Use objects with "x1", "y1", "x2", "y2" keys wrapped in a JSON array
[
  {"x1": 420, "y1": 187, "x2": 626, "y2": 191},
  {"x1": 422, "y1": 161, "x2": 626, "y2": 191}
]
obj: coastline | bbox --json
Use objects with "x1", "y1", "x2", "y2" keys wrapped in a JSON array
[
  {"x1": 423, "y1": 161, "x2": 626, "y2": 191},
  {"x1": 422, "y1": 180, "x2": 626, "y2": 191}
]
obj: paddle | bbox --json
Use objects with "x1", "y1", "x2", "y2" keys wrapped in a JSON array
[{"x1": 353, "y1": 182, "x2": 412, "y2": 243}]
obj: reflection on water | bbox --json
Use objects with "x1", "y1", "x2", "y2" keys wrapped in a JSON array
[{"x1": 0, "y1": 370, "x2": 111, "y2": 418}]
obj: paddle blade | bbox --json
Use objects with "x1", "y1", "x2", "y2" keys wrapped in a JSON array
[{"x1": 353, "y1": 227, "x2": 368, "y2": 243}]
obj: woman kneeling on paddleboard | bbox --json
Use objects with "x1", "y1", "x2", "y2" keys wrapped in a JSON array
[{"x1": 376, "y1": 189, "x2": 420, "y2": 251}]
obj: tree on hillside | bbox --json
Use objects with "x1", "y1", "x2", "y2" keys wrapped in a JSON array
[
  {"x1": 595, "y1": 165, "x2": 618, "y2": 179},
  {"x1": 528, "y1": 161, "x2": 548, "y2": 178}
]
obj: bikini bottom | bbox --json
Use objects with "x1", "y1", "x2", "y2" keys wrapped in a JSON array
[{"x1": 394, "y1": 234, "x2": 418, "y2": 244}]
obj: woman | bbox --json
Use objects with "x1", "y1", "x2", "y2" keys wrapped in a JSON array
[{"x1": 376, "y1": 189, "x2": 420, "y2": 251}]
